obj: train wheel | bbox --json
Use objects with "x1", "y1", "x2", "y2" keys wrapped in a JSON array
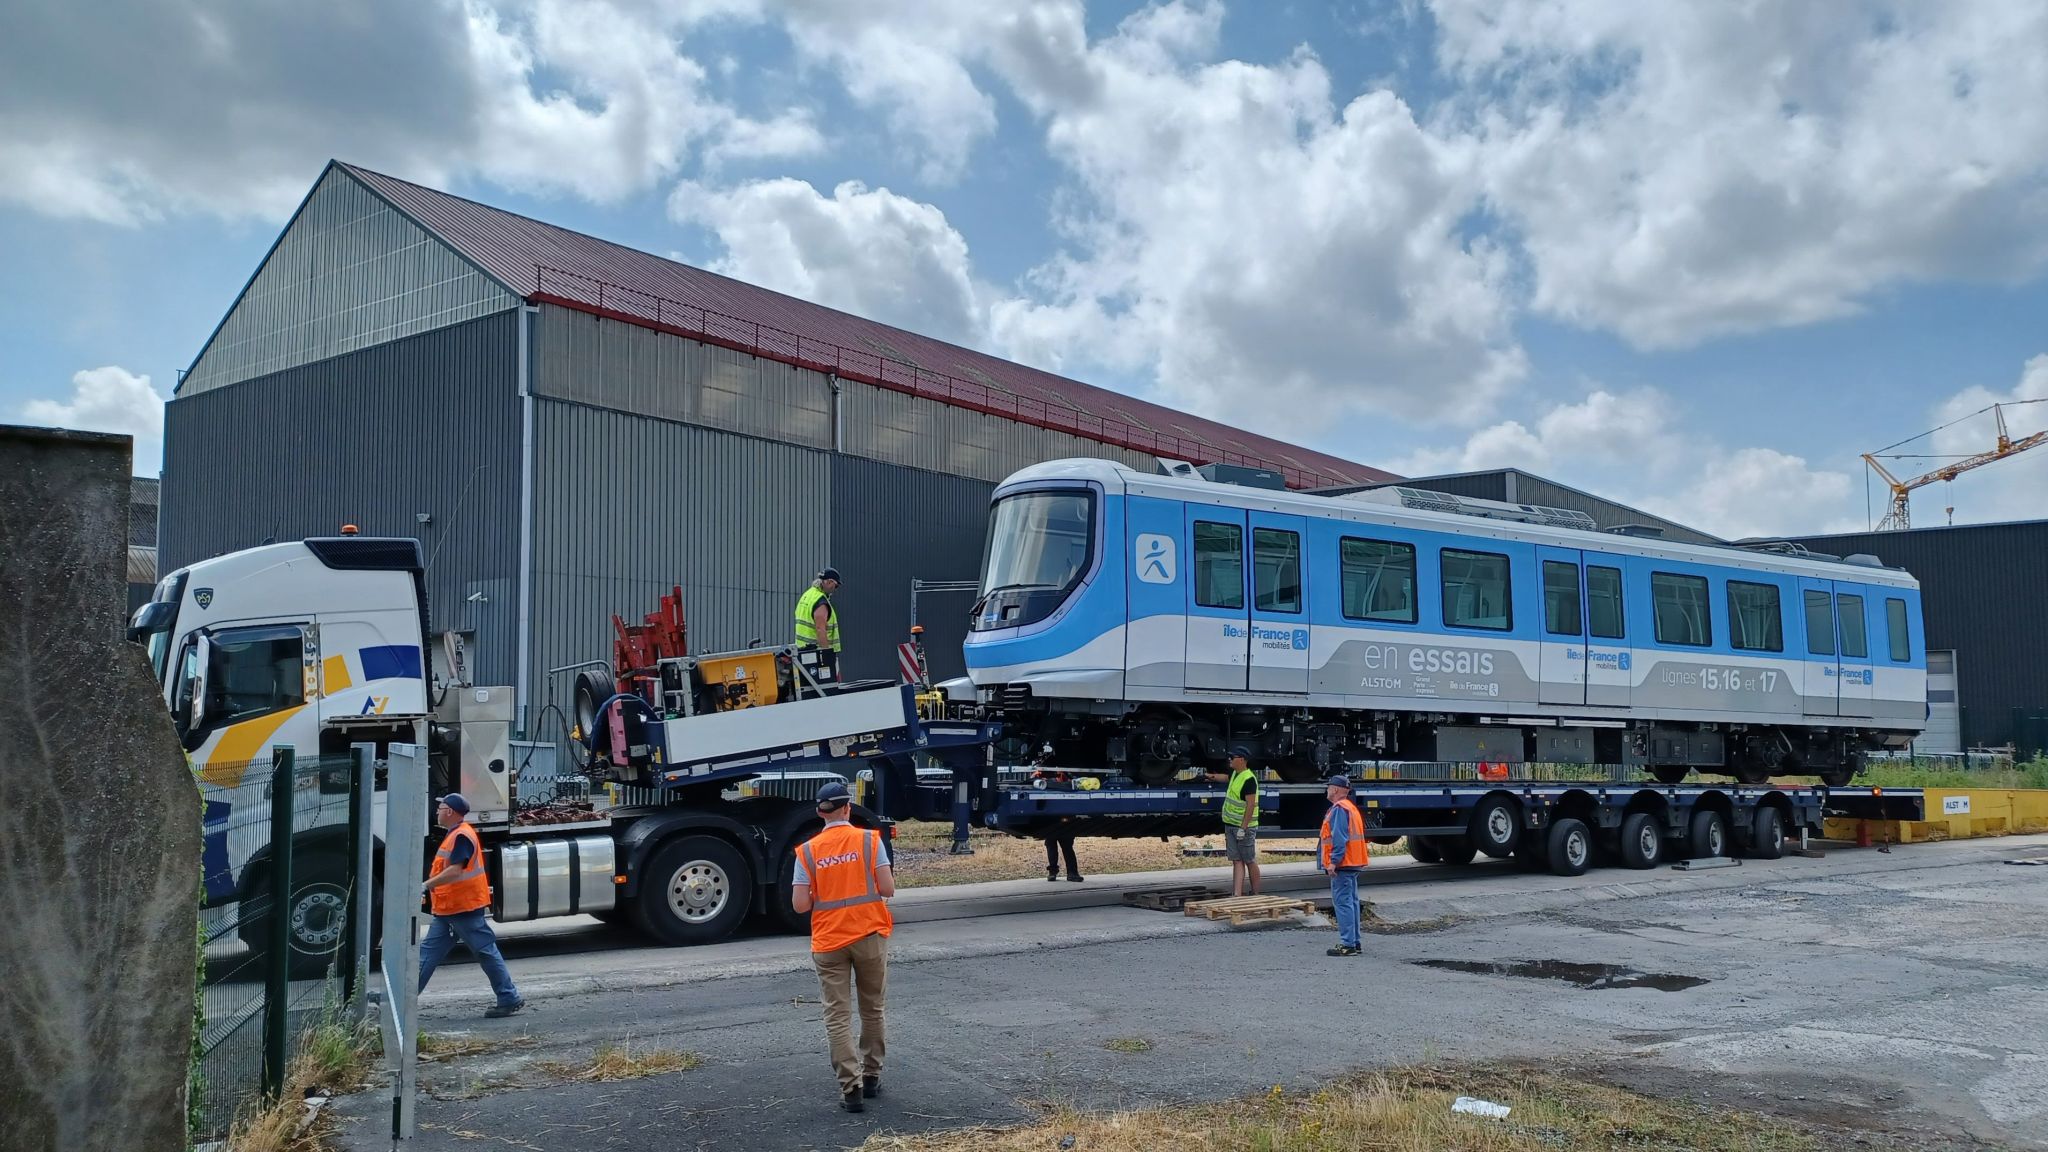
[
  {"x1": 1469, "y1": 795, "x2": 1522, "y2": 858},
  {"x1": 1686, "y1": 810, "x2": 1728, "y2": 859},
  {"x1": 1818, "y1": 768, "x2": 1854, "y2": 788},
  {"x1": 1546, "y1": 818, "x2": 1592, "y2": 877},
  {"x1": 1649, "y1": 765, "x2": 1689, "y2": 785},
  {"x1": 1617, "y1": 812, "x2": 1663, "y2": 869},
  {"x1": 1730, "y1": 763, "x2": 1771, "y2": 785}
]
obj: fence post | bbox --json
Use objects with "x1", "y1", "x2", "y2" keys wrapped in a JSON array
[
  {"x1": 345, "y1": 744, "x2": 376, "y2": 1021},
  {"x1": 262, "y1": 746, "x2": 295, "y2": 1099}
]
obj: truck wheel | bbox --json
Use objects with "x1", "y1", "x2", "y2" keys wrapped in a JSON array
[
  {"x1": 634, "y1": 836, "x2": 752, "y2": 946},
  {"x1": 238, "y1": 852, "x2": 360, "y2": 980},
  {"x1": 1468, "y1": 795, "x2": 1521, "y2": 858},
  {"x1": 1749, "y1": 807, "x2": 1786, "y2": 860},
  {"x1": 1618, "y1": 812, "x2": 1663, "y2": 870},
  {"x1": 1407, "y1": 836, "x2": 1442, "y2": 864},
  {"x1": 1432, "y1": 835, "x2": 1479, "y2": 865},
  {"x1": 1546, "y1": 818, "x2": 1592, "y2": 877},
  {"x1": 1687, "y1": 810, "x2": 1728, "y2": 859}
]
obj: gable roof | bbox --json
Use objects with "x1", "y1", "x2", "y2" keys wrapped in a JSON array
[{"x1": 338, "y1": 162, "x2": 1395, "y2": 490}]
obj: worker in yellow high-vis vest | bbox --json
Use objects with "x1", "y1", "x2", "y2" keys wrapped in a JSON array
[
  {"x1": 795, "y1": 567, "x2": 843, "y2": 664},
  {"x1": 1216, "y1": 746, "x2": 1262, "y2": 896}
]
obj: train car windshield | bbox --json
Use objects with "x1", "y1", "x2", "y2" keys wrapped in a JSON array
[{"x1": 974, "y1": 490, "x2": 1094, "y2": 630}]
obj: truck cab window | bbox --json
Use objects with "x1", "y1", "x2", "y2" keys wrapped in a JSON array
[{"x1": 207, "y1": 626, "x2": 307, "y2": 726}]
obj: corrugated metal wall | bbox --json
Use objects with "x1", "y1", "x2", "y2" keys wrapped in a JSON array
[
  {"x1": 531, "y1": 305, "x2": 1154, "y2": 486},
  {"x1": 524, "y1": 400, "x2": 832, "y2": 722},
  {"x1": 1788, "y1": 522, "x2": 2048, "y2": 753},
  {"x1": 828, "y1": 454, "x2": 994, "y2": 682},
  {"x1": 182, "y1": 167, "x2": 516, "y2": 394},
  {"x1": 161, "y1": 313, "x2": 523, "y2": 684}
]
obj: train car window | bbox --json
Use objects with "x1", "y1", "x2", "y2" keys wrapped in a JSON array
[
  {"x1": 1194, "y1": 521, "x2": 1245, "y2": 610},
  {"x1": 1886, "y1": 598, "x2": 1910, "y2": 662},
  {"x1": 1726, "y1": 581, "x2": 1784, "y2": 652},
  {"x1": 1339, "y1": 537, "x2": 1416, "y2": 623},
  {"x1": 1442, "y1": 549, "x2": 1512, "y2": 631},
  {"x1": 1587, "y1": 566, "x2": 1625, "y2": 639},
  {"x1": 1252, "y1": 528, "x2": 1302, "y2": 613},
  {"x1": 1651, "y1": 572, "x2": 1711, "y2": 647},
  {"x1": 1804, "y1": 590, "x2": 1836, "y2": 656},
  {"x1": 1542, "y1": 561, "x2": 1582, "y2": 637},
  {"x1": 1838, "y1": 593, "x2": 1868, "y2": 658}
]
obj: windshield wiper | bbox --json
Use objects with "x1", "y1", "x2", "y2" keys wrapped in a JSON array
[{"x1": 982, "y1": 582, "x2": 1060, "y2": 595}]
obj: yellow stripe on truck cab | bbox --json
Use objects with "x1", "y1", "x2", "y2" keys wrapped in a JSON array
[
  {"x1": 322, "y1": 654, "x2": 353, "y2": 694},
  {"x1": 196, "y1": 706, "x2": 308, "y2": 789}
]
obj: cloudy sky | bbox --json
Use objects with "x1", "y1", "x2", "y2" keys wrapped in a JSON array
[{"x1": 4, "y1": 0, "x2": 2046, "y2": 539}]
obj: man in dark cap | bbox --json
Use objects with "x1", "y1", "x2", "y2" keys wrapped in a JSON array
[
  {"x1": 791, "y1": 780, "x2": 895, "y2": 1112},
  {"x1": 1215, "y1": 746, "x2": 1261, "y2": 896},
  {"x1": 1318, "y1": 774, "x2": 1369, "y2": 957},
  {"x1": 417, "y1": 792, "x2": 524, "y2": 1016},
  {"x1": 796, "y1": 568, "x2": 843, "y2": 653}
]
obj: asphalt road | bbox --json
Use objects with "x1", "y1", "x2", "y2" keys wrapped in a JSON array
[{"x1": 329, "y1": 835, "x2": 2048, "y2": 1152}]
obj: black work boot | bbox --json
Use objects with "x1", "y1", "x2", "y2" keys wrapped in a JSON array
[
  {"x1": 841, "y1": 1089, "x2": 865, "y2": 1113},
  {"x1": 863, "y1": 1074, "x2": 881, "y2": 1098}
]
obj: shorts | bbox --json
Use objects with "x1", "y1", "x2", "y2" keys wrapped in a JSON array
[{"x1": 1223, "y1": 826, "x2": 1259, "y2": 862}]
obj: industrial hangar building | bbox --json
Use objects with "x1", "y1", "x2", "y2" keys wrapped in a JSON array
[{"x1": 159, "y1": 161, "x2": 1391, "y2": 738}]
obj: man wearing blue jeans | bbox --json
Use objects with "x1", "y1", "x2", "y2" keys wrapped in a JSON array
[
  {"x1": 418, "y1": 793, "x2": 524, "y2": 1017},
  {"x1": 1318, "y1": 774, "x2": 1369, "y2": 957}
]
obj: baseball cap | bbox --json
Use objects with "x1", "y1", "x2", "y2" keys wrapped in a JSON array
[
  {"x1": 1228, "y1": 745, "x2": 1253, "y2": 760},
  {"x1": 440, "y1": 792, "x2": 471, "y2": 815},
  {"x1": 816, "y1": 781, "x2": 851, "y2": 808},
  {"x1": 819, "y1": 567, "x2": 842, "y2": 582},
  {"x1": 1324, "y1": 774, "x2": 1351, "y2": 788}
]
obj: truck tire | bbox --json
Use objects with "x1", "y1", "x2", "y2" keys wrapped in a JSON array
[
  {"x1": 1546, "y1": 818, "x2": 1592, "y2": 877},
  {"x1": 237, "y1": 851, "x2": 363, "y2": 980},
  {"x1": 1749, "y1": 806, "x2": 1786, "y2": 860},
  {"x1": 1432, "y1": 835, "x2": 1479, "y2": 865},
  {"x1": 769, "y1": 803, "x2": 888, "y2": 934},
  {"x1": 1687, "y1": 809, "x2": 1728, "y2": 859},
  {"x1": 633, "y1": 835, "x2": 752, "y2": 946},
  {"x1": 573, "y1": 669, "x2": 618, "y2": 746},
  {"x1": 1407, "y1": 836, "x2": 1443, "y2": 864},
  {"x1": 1468, "y1": 795, "x2": 1521, "y2": 859},
  {"x1": 1617, "y1": 812, "x2": 1663, "y2": 870}
]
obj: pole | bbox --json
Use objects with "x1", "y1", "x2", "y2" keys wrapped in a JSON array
[
  {"x1": 346, "y1": 743, "x2": 376, "y2": 1022},
  {"x1": 262, "y1": 747, "x2": 296, "y2": 1099}
]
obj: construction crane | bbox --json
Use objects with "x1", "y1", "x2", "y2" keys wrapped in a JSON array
[{"x1": 1863, "y1": 399, "x2": 2048, "y2": 530}]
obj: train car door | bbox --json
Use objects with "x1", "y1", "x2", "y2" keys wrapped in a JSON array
[
  {"x1": 1125, "y1": 496, "x2": 1187, "y2": 689},
  {"x1": 1184, "y1": 507, "x2": 1249, "y2": 690},
  {"x1": 1582, "y1": 555, "x2": 1632, "y2": 708},
  {"x1": 1537, "y1": 546, "x2": 1586, "y2": 706},
  {"x1": 1800, "y1": 579, "x2": 1840, "y2": 717},
  {"x1": 1247, "y1": 512, "x2": 1310, "y2": 694},
  {"x1": 1836, "y1": 589, "x2": 1875, "y2": 718}
]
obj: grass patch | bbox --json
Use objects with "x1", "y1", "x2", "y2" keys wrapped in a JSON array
[
  {"x1": 888, "y1": 822, "x2": 1407, "y2": 889},
  {"x1": 855, "y1": 1063, "x2": 1843, "y2": 1152},
  {"x1": 1102, "y1": 1036, "x2": 1154, "y2": 1054},
  {"x1": 1851, "y1": 758, "x2": 2048, "y2": 790},
  {"x1": 417, "y1": 1030, "x2": 537, "y2": 1062},
  {"x1": 536, "y1": 1040, "x2": 704, "y2": 1083},
  {"x1": 221, "y1": 1002, "x2": 378, "y2": 1152}
]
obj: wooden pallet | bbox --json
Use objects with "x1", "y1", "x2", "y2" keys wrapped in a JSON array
[
  {"x1": 1123, "y1": 884, "x2": 1224, "y2": 912},
  {"x1": 1183, "y1": 895, "x2": 1318, "y2": 926}
]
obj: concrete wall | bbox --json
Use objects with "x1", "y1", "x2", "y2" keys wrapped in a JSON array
[{"x1": 0, "y1": 426, "x2": 198, "y2": 1152}]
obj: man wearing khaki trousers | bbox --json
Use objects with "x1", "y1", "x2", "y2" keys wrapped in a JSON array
[{"x1": 791, "y1": 781, "x2": 895, "y2": 1113}]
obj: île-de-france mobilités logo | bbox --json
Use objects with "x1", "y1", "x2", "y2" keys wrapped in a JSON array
[{"x1": 1134, "y1": 534, "x2": 1175, "y2": 584}]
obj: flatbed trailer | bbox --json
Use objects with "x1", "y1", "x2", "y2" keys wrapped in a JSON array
[{"x1": 974, "y1": 771, "x2": 1925, "y2": 876}]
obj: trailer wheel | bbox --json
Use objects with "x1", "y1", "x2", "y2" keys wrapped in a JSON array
[
  {"x1": 1749, "y1": 807, "x2": 1786, "y2": 860},
  {"x1": 1617, "y1": 812, "x2": 1663, "y2": 870},
  {"x1": 1649, "y1": 766, "x2": 1689, "y2": 786},
  {"x1": 1407, "y1": 836, "x2": 1442, "y2": 864},
  {"x1": 634, "y1": 835, "x2": 752, "y2": 946},
  {"x1": 1546, "y1": 818, "x2": 1592, "y2": 877},
  {"x1": 1432, "y1": 835, "x2": 1479, "y2": 865},
  {"x1": 1687, "y1": 810, "x2": 1728, "y2": 859},
  {"x1": 1468, "y1": 795, "x2": 1521, "y2": 858}
]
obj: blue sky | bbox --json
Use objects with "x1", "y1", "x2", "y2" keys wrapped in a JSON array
[{"x1": 5, "y1": 0, "x2": 2046, "y2": 539}]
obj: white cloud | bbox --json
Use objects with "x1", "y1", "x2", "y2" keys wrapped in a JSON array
[
  {"x1": 0, "y1": 0, "x2": 793, "y2": 224},
  {"x1": 669, "y1": 178, "x2": 984, "y2": 346},
  {"x1": 985, "y1": 1, "x2": 1524, "y2": 434},
  {"x1": 18, "y1": 366, "x2": 167, "y2": 475},
  {"x1": 1432, "y1": 0, "x2": 2048, "y2": 347},
  {"x1": 1392, "y1": 387, "x2": 1859, "y2": 540},
  {"x1": 1892, "y1": 354, "x2": 2048, "y2": 527}
]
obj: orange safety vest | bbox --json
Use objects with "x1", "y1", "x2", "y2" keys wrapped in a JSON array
[
  {"x1": 798, "y1": 822, "x2": 893, "y2": 953},
  {"x1": 1319, "y1": 799, "x2": 1370, "y2": 871},
  {"x1": 429, "y1": 822, "x2": 492, "y2": 916}
]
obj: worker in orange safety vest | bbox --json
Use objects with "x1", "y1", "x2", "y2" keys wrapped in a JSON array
[
  {"x1": 417, "y1": 792, "x2": 524, "y2": 1017},
  {"x1": 791, "y1": 781, "x2": 895, "y2": 1112},
  {"x1": 1318, "y1": 774, "x2": 1370, "y2": 957}
]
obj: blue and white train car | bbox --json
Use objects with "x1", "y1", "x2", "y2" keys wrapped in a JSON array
[{"x1": 963, "y1": 459, "x2": 1926, "y2": 786}]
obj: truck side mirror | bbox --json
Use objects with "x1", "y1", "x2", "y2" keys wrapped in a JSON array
[{"x1": 188, "y1": 634, "x2": 215, "y2": 734}]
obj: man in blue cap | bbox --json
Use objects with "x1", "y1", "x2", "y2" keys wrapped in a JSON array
[
  {"x1": 1318, "y1": 774, "x2": 1369, "y2": 957},
  {"x1": 418, "y1": 792, "x2": 525, "y2": 1016},
  {"x1": 791, "y1": 780, "x2": 895, "y2": 1112},
  {"x1": 1212, "y1": 746, "x2": 1261, "y2": 896}
]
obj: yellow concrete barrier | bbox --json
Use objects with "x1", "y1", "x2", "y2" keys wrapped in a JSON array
[{"x1": 1824, "y1": 788, "x2": 2048, "y2": 844}]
